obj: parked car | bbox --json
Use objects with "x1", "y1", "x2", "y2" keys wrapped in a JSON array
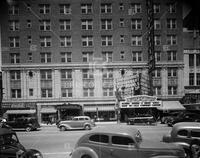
[
  {"x1": 160, "y1": 111, "x2": 181, "y2": 124},
  {"x1": 162, "y1": 122, "x2": 200, "y2": 158},
  {"x1": 70, "y1": 125, "x2": 185, "y2": 158},
  {"x1": 167, "y1": 112, "x2": 200, "y2": 127},
  {"x1": 0, "y1": 128, "x2": 43, "y2": 158},
  {"x1": 57, "y1": 116, "x2": 95, "y2": 131},
  {"x1": 5, "y1": 117, "x2": 40, "y2": 132},
  {"x1": 127, "y1": 114, "x2": 156, "y2": 125}
]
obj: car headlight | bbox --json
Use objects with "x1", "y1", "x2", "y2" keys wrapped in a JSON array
[{"x1": 33, "y1": 152, "x2": 43, "y2": 158}]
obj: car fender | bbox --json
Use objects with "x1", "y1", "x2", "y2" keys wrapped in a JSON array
[
  {"x1": 173, "y1": 142, "x2": 190, "y2": 150},
  {"x1": 151, "y1": 156, "x2": 179, "y2": 158},
  {"x1": 59, "y1": 123, "x2": 71, "y2": 129},
  {"x1": 71, "y1": 146, "x2": 98, "y2": 158}
]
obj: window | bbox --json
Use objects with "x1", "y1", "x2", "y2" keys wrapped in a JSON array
[
  {"x1": 101, "y1": 19, "x2": 112, "y2": 30},
  {"x1": 189, "y1": 73, "x2": 194, "y2": 86},
  {"x1": 153, "y1": 3, "x2": 160, "y2": 13},
  {"x1": 102, "y1": 51, "x2": 112, "y2": 62},
  {"x1": 132, "y1": 51, "x2": 142, "y2": 62},
  {"x1": 189, "y1": 54, "x2": 194, "y2": 67},
  {"x1": 82, "y1": 69, "x2": 94, "y2": 79},
  {"x1": 59, "y1": 4, "x2": 71, "y2": 14},
  {"x1": 167, "y1": 51, "x2": 177, "y2": 61},
  {"x1": 167, "y1": 35, "x2": 177, "y2": 45},
  {"x1": 27, "y1": 20, "x2": 32, "y2": 28},
  {"x1": 40, "y1": 52, "x2": 51, "y2": 63},
  {"x1": 9, "y1": 5, "x2": 19, "y2": 15},
  {"x1": 112, "y1": 136, "x2": 134, "y2": 146},
  {"x1": 60, "y1": 36, "x2": 72, "y2": 47},
  {"x1": 120, "y1": 51, "x2": 125, "y2": 60},
  {"x1": 120, "y1": 35, "x2": 125, "y2": 43},
  {"x1": 197, "y1": 73, "x2": 200, "y2": 86},
  {"x1": 41, "y1": 89, "x2": 52, "y2": 98},
  {"x1": 131, "y1": 35, "x2": 142, "y2": 46},
  {"x1": 40, "y1": 70, "x2": 52, "y2": 80},
  {"x1": 82, "y1": 52, "x2": 93, "y2": 62},
  {"x1": 40, "y1": 36, "x2": 51, "y2": 47},
  {"x1": 61, "y1": 69, "x2": 72, "y2": 79},
  {"x1": 101, "y1": 3, "x2": 112, "y2": 13},
  {"x1": 39, "y1": 4, "x2": 50, "y2": 14},
  {"x1": 155, "y1": 51, "x2": 161, "y2": 62},
  {"x1": 61, "y1": 88, "x2": 72, "y2": 97},
  {"x1": 168, "y1": 86, "x2": 177, "y2": 95},
  {"x1": 39, "y1": 19, "x2": 51, "y2": 31},
  {"x1": 168, "y1": 3, "x2": 176, "y2": 13},
  {"x1": 10, "y1": 53, "x2": 20, "y2": 64},
  {"x1": 9, "y1": 37, "x2": 19, "y2": 48},
  {"x1": 27, "y1": 36, "x2": 32, "y2": 44},
  {"x1": 152, "y1": 69, "x2": 161, "y2": 77},
  {"x1": 102, "y1": 69, "x2": 113, "y2": 79},
  {"x1": 196, "y1": 54, "x2": 200, "y2": 66},
  {"x1": 28, "y1": 53, "x2": 32, "y2": 62},
  {"x1": 131, "y1": 19, "x2": 142, "y2": 30},
  {"x1": 89, "y1": 134, "x2": 109, "y2": 144},
  {"x1": 103, "y1": 88, "x2": 114, "y2": 96},
  {"x1": 130, "y1": 3, "x2": 142, "y2": 13},
  {"x1": 60, "y1": 19, "x2": 71, "y2": 30},
  {"x1": 119, "y1": 3, "x2": 124, "y2": 11},
  {"x1": 167, "y1": 19, "x2": 177, "y2": 29},
  {"x1": 154, "y1": 19, "x2": 161, "y2": 30},
  {"x1": 168, "y1": 68, "x2": 177, "y2": 77},
  {"x1": 101, "y1": 35, "x2": 113, "y2": 46},
  {"x1": 29, "y1": 89, "x2": 33, "y2": 96},
  {"x1": 61, "y1": 52, "x2": 72, "y2": 63},
  {"x1": 153, "y1": 87, "x2": 161, "y2": 96},
  {"x1": 82, "y1": 36, "x2": 93, "y2": 47},
  {"x1": 83, "y1": 88, "x2": 94, "y2": 97},
  {"x1": 154, "y1": 35, "x2": 161, "y2": 46},
  {"x1": 177, "y1": 130, "x2": 188, "y2": 137},
  {"x1": 11, "y1": 89, "x2": 21, "y2": 98},
  {"x1": 82, "y1": 19, "x2": 93, "y2": 30},
  {"x1": 10, "y1": 70, "x2": 20, "y2": 80},
  {"x1": 119, "y1": 18, "x2": 125, "y2": 27},
  {"x1": 9, "y1": 20, "x2": 19, "y2": 31},
  {"x1": 81, "y1": 4, "x2": 92, "y2": 14}
]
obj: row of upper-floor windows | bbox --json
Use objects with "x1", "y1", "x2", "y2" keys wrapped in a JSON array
[
  {"x1": 8, "y1": 34, "x2": 178, "y2": 49},
  {"x1": 9, "y1": 68, "x2": 179, "y2": 80},
  {"x1": 8, "y1": 2, "x2": 177, "y2": 16},
  {"x1": 9, "y1": 50, "x2": 179, "y2": 64},
  {"x1": 8, "y1": 18, "x2": 178, "y2": 31},
  {"x1": 189, "y1": 54, "x2": 200, "y2": 67},
  {"x1": 189, "y1": 73, "x2": 200, "y2": 86}
]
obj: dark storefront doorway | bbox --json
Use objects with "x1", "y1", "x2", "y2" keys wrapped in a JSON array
[{"x1": 57, "y1": 103, "x2": 83, "y2": 120}]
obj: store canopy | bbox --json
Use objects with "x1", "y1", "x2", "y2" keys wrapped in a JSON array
[
  {"x1": 40, "y1": 108, "x2": 56, "y2": 113},
  {"x1": 158, "y1": 101, "x2": 185, "y2": 111},
  {"x1": 84, "y1": 105, "x2": 115, "y2": 112},
  {"x1": 5, "y1": 109, "x2": 36, "y2": 114}
]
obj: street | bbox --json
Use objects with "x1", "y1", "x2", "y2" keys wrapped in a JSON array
[{"x1": 16, "y1": 123, "x2": 172, "y2": 158}]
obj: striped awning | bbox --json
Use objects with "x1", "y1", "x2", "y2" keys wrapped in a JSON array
[
  {"x1": 5, "y1": 109, "x2": 36, "y2": 114},
  {"x1": 158, "y1": 101, "x2": 185, "y2": 111},
  {"x1": 40, "y1": 108, "x2": 56, "y2": 113},
  {"x1": 84, "y1": 105, "x2": 115, "y2": 112}
]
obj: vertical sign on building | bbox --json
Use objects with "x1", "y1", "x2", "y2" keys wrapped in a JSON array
[{"x1": 146, "y1": 0, "x2": 155, "y2": 96}]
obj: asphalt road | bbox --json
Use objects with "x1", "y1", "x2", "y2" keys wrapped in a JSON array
[{"x1": 16, "y1": 123, "x2": 172, "y2": 158}]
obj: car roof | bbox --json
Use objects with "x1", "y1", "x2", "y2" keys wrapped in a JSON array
[
  {"x1": 0, "y1": 128, "x2": 15, "y2": 135},
  {"x1": 88, "y1": 125, "x2": 139, "y2": 136},
  {"x1": 173, "y1": 122, "x2": 200, "y2": 130}
]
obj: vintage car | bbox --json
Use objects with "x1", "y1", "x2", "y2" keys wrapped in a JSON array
[
  {"x1": 0, "y1": 128, "x2": 43, "y2": 158},
  {"x1": 127, "y1": 114, "x2": 156, "y2": 125},
  {"x1": 167, "y1": 112, "x2": 200, "y2": 127},
  {"x1": 162, "y1": 122, "x2": 200, "y2": 158},
  {"x1": 5, "y1": 117, "x2": 40, "y2": 132},
  {"x1": 57, "y1": 116, "x2": 95, "y2": 131},
  {"x1": 70, "y1": 125, "x2": 185, "y2": 158}
]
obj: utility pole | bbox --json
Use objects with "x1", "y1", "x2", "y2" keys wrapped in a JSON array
[{"x1": 146, "y1": 0, "x2": 155, "y2": 96}]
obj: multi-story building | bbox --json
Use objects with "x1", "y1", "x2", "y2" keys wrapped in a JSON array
[{"x1": 1, "y1": 0, "x2": 185, "y2": 123}]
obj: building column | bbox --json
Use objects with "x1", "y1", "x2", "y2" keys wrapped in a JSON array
[
  {"x1": 74, "y1": 69, "x2": 82, "y2": 98},
  {"x1": 161, "y1": 66, "x2": 168, "y2": 97}
]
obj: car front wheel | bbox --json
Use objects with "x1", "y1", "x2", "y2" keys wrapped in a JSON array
[
  {"x1": 60, "y1": 126, "x2": 66, "y2": 131},
  {"x1": 84, "y1": 125, "x2": 91, "y2": 130}
]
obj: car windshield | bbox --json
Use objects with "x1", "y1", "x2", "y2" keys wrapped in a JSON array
[{"x1": 0, "y1": 134, "x2": 19, "y2": 146}]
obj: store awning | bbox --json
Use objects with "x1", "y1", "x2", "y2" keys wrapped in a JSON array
[
  {"x1": 84, "y1": 105, "x2": 115, "y2": 112},
  {"x1": 158, "y1": 101, "x2": 185, "y2": 111},
  {"x1": 40, "y1": 108, "x2": 56, "y2": 113},
  {"x1": 5, "y1": 109, "x2": 36, "y2": 114}
]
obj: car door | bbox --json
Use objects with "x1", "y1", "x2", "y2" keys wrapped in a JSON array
[
  {"x1": 109, "y1": 135, "x2": 138, "y2": 158},
  {"x1": 70, "y1": 117, "x2": 79, "y2": 128}
]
